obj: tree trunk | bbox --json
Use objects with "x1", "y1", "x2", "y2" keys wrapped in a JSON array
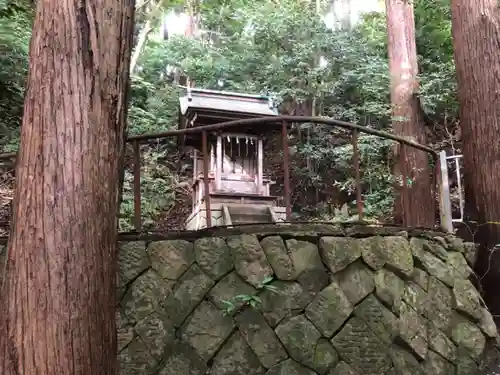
[
  {"x1": 0, "y1": 1, "x2": 135, "y2": 374},
  {"x1": 385, "y1": 0, "x2": 434, "y2": 227},
  {"x1": 451, "y1": 0, "x2": 500, "y2": 319}
]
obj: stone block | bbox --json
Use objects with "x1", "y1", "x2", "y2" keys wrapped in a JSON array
[
  {"x1": 157, "y1": 341, "x2": 208, "y2": 375},
  {"x1": 117, "y1": 336, "x2": 158, "y2": 375},
  {"x1": 328, "y1": 361, "x2": 359, "y2": 375},
  {"x1": 447, "y1": 252, "x2": 472, "y2": 279},
  {"x1": 354, "y1": 294, "x2": 398, "y2": 344},
  {"x1": 452, "y1": 279, "x2": 482, "y2": 321},
  {"x1": 390, "y1": 345, "x2": 425, "y2": 375},
  {"x1": 227, "y1": 234, "x2": 274, "y2": 288},
  {"x1": 412, "y1": 268, "x2": 429, "y2": 291},
  {"x1": 118, "y1": 241, "x2": 150, "y2": 286},
  {"x1": 134, "y1": 311, "x2": 175, "y2": 360},
  {"x1": 374, "y1": 268, "x2": 405, "y2": 312},
  {"x1": 194, "y1": 237, "x2": 233, "y2": 280},
  {"x1": 260, "y1": 236, "x2": 296, "y2": 280},
  {"x1": 117, "y1": 309, "x2": 135, "y2": 353},
  {"x1": 383, "y1": 236, "x2": 414, "y2": 278},
  {"x1": 180, "y1": 301, "x2": 235, "y2": 361},
  {"x1": 428, "y1": 323, "x2": 457, "y2": 362},
  {"x1": 305, "y1": 281, "x2": 353, "y2": 337},
  {"x1": 209, "y1": 332, "x2": 265, "y2": 375},
  {"x1": 403, "y1": 282, "x2": 427, "y2": 314},
  {"x1": 423, "y1": 240, "x2": 448, "y2": 261},
  {"x1": 359, "y1": 236, "x2": 387, "y2": 271},
  {"x1": 265, "y1": 359, "x2": 317, "y2": 375},
  {"x1": 121, "y1": 269, "x2": 174, "y2": 323},
  {"x1": 331, "y1": 317, "x2": 391, "y2": 375},
  {"x1": 397, "y1": 302, "x2": 428, "y2": 360},
  {"x1": 275, "y1": 315, "x2": 338, "y2": 374},
  {"x1": 286, "y1": 238, "x2": 324, "y2": 278},
  {"x1": 319, "y1": 237, "x2": 361, "y2": 273},
  {"x1": 336, "y1": 261, "x2": 374, "y2": 305},
  {"x1": 235, "y1": 308, "x2": 288, "y2": 368},
  {"x1": 423, "y1": 277, "x2": 453, "y2": 331},
  {"x1": 164, "y1": 264, "x2": 214, "y2": 327},
  {"x1": 478, "y1": 307, "x2": 498, "y2": 338},
  {"x1": 148, "y1": 240, "x2": 194, "y2": 281},
  {"x1": 423, "y1": 350, "x2": 455, "y2": 375},
  {"x1": 412, "y1": 247, "x2": 454, "y2": 287},
  {"x1": 451, "y1": 320, "x2": 485, "y2": 359},
  {"x1": 259, "y1": 281, "x2": 311, "y2": 327},
  {"x1": 209, "y1": 271, "x2": 257, "y2": 314}
]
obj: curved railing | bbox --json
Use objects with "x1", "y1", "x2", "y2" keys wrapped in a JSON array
[{"x1": 0, "y1": 115, "x2": 448, "y2": 234}]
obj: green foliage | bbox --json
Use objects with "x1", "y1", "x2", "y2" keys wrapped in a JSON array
[
  {"x1": 222, "y1": 275, "x2": 278, "y2": 315},
  {"x1": 0, "y1": 0, "x2": 32, "y2": 151},
  {"x1": 0, "y1": 0, "x2": 460, "y2": 226}
]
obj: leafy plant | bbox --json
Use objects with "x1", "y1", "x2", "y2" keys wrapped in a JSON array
[{"x1": 222, "y1": 275, "x2": 279, "y2": 315}]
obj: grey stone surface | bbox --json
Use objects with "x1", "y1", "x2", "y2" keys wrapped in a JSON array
[
  {"x1": 261, "y1": 236, "x2": 296, "y2": 280},
  {"x1": 227, "y1": 234, "x2": 274, "y2": 288},
  {"x1": 287, "y1": 238, "x2": 324, "y2": 278},
  {"x1": 335, "y1": 261, "x2": 375, "y2": 305},
  {"x1": 397, "y1": 302, "x2": 428, "y2": 360},
  {"x1": 359, "y1": 236, "x2": 386, "y2": 271},
  {"x1": 275, "y1": 315, "x2": 338, "y2": 374},
  {"x1": 259, "y1": 280, "x2": 311, "y2": 327},
  {"x1": 265, "y1": 359, "x2": 317, "y2": 375},
  {"x1": 115, "y1": 231, "x2": 497, "y2": 375},
  {"x1": 164, "y1": 264, "x2": 214, "y2": 326},
  {"x1": 354, "y1": 294, "x2": 397, "y2": 344},
  {"x1": 235, "y1": 308, "x2": 288, "y2": 368},
  {"x1": 383, "y1": 236, "x2": 414, "y2": 278},
  {"x1": 118, "y1": 336, "x2": 158, "y2": 375},
  {"x1": 134, "y1": 311, "x2": 175, "y2": 360},
  {"x1": 121, "y1": 269, "x2": 174, "y2": 323},
  {"x1": 118, "y1": 241, "x2": 150, "y2": 287},
  {"x1": 148, "y1": 240, "x2": 194, "y2": 281},
  {"x1": 319, "y1": 237, "x2": 361, "y2": 273},
  {"x1": 332, "y1": 317, "x2": 392, "y2": 375},
  {"x1": 305, "y1": 281, "x2": 353, "y2": 337},
  {"x1": 158, "y1": 341, "x2": 208, "y2": 375},
  {"x1": 209, "y1": 332, "x2": 265, "y2": 375},
  {"x1": 374, "y1": 268, "x2": 405, "y2": 311},
  {"x1": 180, "y1": 301, "x2": 235, "y2": 361},
  {"x1": 208, "y1": 271, "x2": 257, "y2": 314},
  {"x1": 194, "y1": 237, "x2": 233, "y2": 280}
]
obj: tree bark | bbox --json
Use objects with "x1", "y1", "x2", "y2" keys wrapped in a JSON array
[
  {"x1": 385, "y1": 0, "x2": 434, "y2": 227},
  {"x1": 451, "y1": 0, "x2": 500, "y2": 319},
  {"x1": 0, "y1": 0, "x2": 135, "y2": 374}
]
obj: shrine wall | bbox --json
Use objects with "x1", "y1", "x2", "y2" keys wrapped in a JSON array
[{"x1": 117, "y1": 224, "x2": 499, "y2": 375}]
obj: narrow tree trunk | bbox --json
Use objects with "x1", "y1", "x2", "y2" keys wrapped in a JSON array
[
  {"x1": 451, "y1": 0, "x2": 500, "y2": 319},
  {"x1": 130, "y1": 19, "x2": 153, "y2": 74},
  {"x1": 0, "y1": 1, "x2": 135, "y2": 374},
  {"x1": 385, "y1": 0, "x2": 434, "y2": 227}
]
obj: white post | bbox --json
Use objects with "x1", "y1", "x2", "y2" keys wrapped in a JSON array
[
  {"x1": 438, "y1": 150, "x2": 453, "y2": 232},
  {"x1": 193, "y1": 149, "x2": 198, "y2": 182},
  {"x1": 216, "y1": 135, "x2": 222, "y2": 191},
  {"x1": 257, "y1": 138, "x2": 263, "y2": 195}
]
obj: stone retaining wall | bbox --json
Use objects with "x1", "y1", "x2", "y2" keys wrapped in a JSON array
[{"x1": 116, "y1": 224, "x2": 498, "y2": 375}]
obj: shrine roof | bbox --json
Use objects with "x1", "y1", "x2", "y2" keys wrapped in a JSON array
[{"x1": 179, "y1": 88, "x2": 278, "y2": 117}]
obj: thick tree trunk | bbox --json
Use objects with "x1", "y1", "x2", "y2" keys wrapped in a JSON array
[
  {"x1": 451, "y1": 0, "x2": 500, "y2": 319},
  {"x1": 385, "y1": 0, "x2": 434, "y2": 227},
  {"x1": 0, "y1": 1, "x2": 135, "y2": 374}
]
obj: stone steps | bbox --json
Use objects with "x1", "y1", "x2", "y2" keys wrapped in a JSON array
[{"x1": 225, "y1": 204, "x2": 275, "y2": 225}]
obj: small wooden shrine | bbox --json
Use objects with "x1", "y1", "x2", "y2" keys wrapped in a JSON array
[{"x1": 179, "y1": 88, "x2": 287, "y2": 230}]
